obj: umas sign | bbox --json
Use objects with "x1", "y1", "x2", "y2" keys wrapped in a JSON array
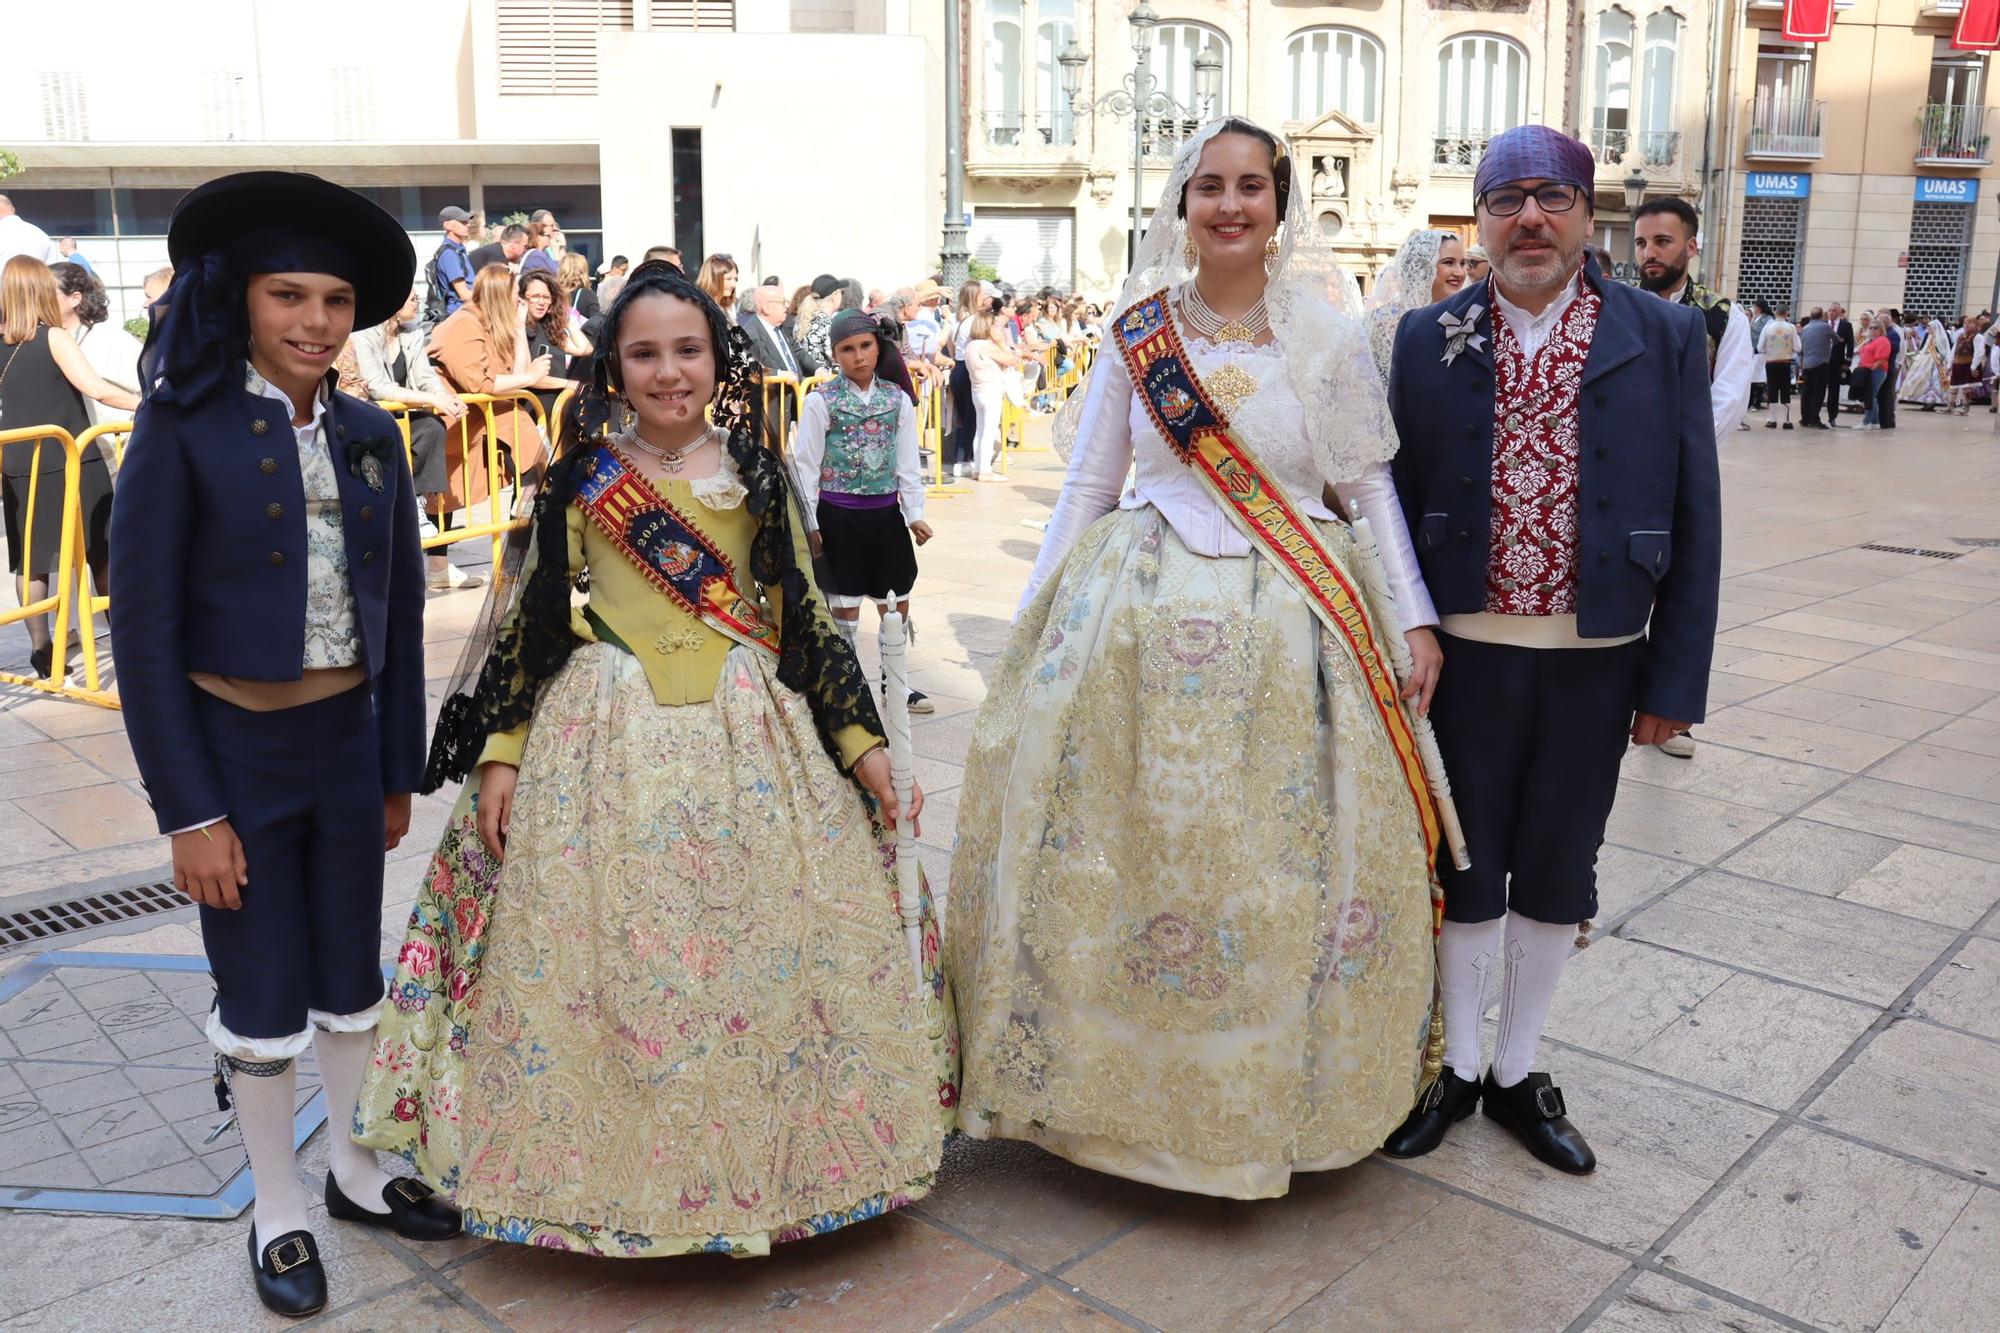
[
  {"x1": 1915, "y1": 177, "x2": 1979, "y2": 204},
  {"x1": 1745, "y1": 173, "x2": 1811, "y2": 199}
]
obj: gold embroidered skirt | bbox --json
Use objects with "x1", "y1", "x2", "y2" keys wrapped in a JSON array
[
  {"x1": 357, "y1": 643, "x2": 957, "y2": 1256},
  {"x1": 947, "y1": 507, "x2": 1435, "y2": 1199}
]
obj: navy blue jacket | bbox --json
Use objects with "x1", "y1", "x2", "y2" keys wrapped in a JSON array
[
  {"x1": 110, "y1": 376, "x2": 428, "y2": 832},
  {"x1": 1387, "y1": 265, "x2": 1721, "y2": 724}
]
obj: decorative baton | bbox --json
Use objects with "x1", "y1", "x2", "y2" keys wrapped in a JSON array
[
  {"x1": 1348, "y1": 511, "x2": 1472, "y2": 872},
  {"x1": 877, "y1": 593, "x2": 928, "y2": 987}
]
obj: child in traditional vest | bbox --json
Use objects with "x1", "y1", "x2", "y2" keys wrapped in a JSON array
[{"x1": 793, "y1": 309, "x2": 936, "y2": 712}]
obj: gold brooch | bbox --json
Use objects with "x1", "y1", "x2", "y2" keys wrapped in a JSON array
[{"x1": 1205, "y1": 362, "x2": 1260, "y2": 415}]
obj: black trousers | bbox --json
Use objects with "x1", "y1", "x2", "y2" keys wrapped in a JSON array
[
  {"x1": 948, "y1": 360, "x2": 975, "y2": 467},
  {"x1": 1429, "y1": 632, "x2": 1646, "y2": 926},
  {"x1": 1801, "y1": 362, "x2": 1833, "y2": 425},
  {"x1": 408, "y1": 413, "x2": 448, "y2": 496},
  {"x1": 192, "y1": 684, "x2": 387, "y2": 1047},
  {"x1": 1826, "y1": 363, "x2": 1847, "y2": 422},
  {"x1": 1877, "y1": 367, "x2": 1899, "y2": 429},
  {"x1": 1765, "y1": 361, "x2": 1794, "y2": 406}
]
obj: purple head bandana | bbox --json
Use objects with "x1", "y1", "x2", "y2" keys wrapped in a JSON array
[{"x1": 1473, "y1": 126, "x2": 1597, "y2": 205}]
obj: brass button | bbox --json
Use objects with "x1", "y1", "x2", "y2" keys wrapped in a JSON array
[
  {"x1": 268, "y1": 551, "x2": 284, "y2": 567},
  {"x1": 265, "y1": 502, "x2": 282, "y2": 520},
  {"x1": 359, "y1": 506, "x2": 373, "y2": 521},
  {"x1": 259, "y1": 457, "x2": 278, "y2": 475},
  {"x1": 251, "y1": 419, "x2": 269, "y2": 436}
]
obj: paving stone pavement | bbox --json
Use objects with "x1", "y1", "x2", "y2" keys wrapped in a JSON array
[{"x1": 0, "y1": 404, "x2": 1996, "y2": 1331}]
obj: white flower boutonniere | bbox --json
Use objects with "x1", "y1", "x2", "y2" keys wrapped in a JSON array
[{"x1": 1439, "y1": 304, "x2": 1489, "y2": 366}]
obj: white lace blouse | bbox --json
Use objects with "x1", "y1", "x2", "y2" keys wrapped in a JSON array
[{"x1": 1022, "y1": 333, "x2": 1438, "y2": 633}]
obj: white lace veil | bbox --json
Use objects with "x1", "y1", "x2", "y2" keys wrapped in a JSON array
[
  {"x1": 1363, "y1": 229, "x2": 1450, "y2": 388},
  {"x1": 1054, "y1": 117, "x2": 1400, "y2": 485}
]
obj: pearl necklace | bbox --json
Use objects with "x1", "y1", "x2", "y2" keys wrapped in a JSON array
[
  {"x1": 622, "y1": 426, "x2": 715, "y2": 474},
  {"x1": 1180, "y1": 282, "x2": 1270, "y2": 345}
]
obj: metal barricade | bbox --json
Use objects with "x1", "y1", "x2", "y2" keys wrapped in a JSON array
[
  {"x1": 377, "y1": 390, "x2": 550, "y2": 572},
  {"x1": 917, "y1": 376, "x2": 969, "y2": 495},
  {"x1": 0, "y1": 425, "x2": 117, "y2": 707}
]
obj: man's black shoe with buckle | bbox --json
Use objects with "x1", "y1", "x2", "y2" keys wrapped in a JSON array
[
  {"x1": 1380, "y1": 1068, "x2": 1482, "y2": 1159},
  {"x1": 1481, "y1": 1070, "x2": 1596, "y2": 1174}
]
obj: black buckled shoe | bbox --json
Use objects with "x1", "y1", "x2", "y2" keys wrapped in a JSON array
[
  {"x1": 249, "y1": 1228, "x2": 326, "y2": 1318},
  {"x1": 1481, "y1": 1071, "x2": 1596, "y2": 1174},
  {"x1": 325, "y1": 1173, "x2": 463, "y2": 1241},
  {"x1": 1380, "y1": 1068, "x2": 1482, "y2": 1159}
]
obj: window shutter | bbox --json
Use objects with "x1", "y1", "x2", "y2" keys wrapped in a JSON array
[
  {"x1": 498, "y1": 0, "x2": 637, "y2": 96},
  {"x1": 39, "y1": 72, "x2": 89, "y2": 141},
  {"x1": 648, "y1": 0, "x2": 734, "y2": 28}
]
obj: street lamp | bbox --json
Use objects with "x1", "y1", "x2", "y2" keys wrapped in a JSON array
[
  {"x1": 1061, "y1": 4, "x2": 1224, "y2": 268},
  {"x1": 1622, "y1": 169, "x2": 1648, "y2": 281}
]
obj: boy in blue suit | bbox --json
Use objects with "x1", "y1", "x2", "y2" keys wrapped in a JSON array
[
  {"x1": 112, "y1": 172, "x2": 460, "y2": 1316},
  {"x1": 1378, "y1": 128, "x2": 1721, "y2": 1175}
]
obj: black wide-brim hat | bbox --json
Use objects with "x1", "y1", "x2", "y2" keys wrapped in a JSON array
[{"x1": 167, "y1": 171, "x2": 415, "y2": 328}]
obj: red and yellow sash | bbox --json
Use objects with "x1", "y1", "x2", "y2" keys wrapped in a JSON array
[
  {"x1": 573, "y1": 444, "x2": 780, "y2": 659},
  {"x1": 1112, "y1": 289, "x2": 1444, "y2": 872}
]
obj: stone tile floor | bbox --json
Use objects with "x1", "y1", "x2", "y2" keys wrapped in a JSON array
[{"x1": 0, "y1": 402, "x2": 1996, "y2": 1330}]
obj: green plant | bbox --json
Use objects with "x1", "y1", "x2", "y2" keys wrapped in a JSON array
[
  {"x1": 968, "y1": 257, "x2": 1000, "y2": 283},
  {"x1": 124, "y1": 317, "x2": 149, "y2": 341},
  {"x1": 500, "y1": 211, "x2": 531, "y2": 230},
  {"x1": 0, "y1": 149, "x2": 20, "y2": 181}
]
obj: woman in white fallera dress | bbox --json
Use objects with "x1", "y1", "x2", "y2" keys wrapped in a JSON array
[{"x1": 946, "y1": 119, "x2": 1446, "y2": 1199}]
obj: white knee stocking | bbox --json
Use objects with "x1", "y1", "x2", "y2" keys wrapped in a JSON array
[
  {"x1": 313, "y1": 1028, "x2": 394, "y2": 1213},
  {"x1": 834, "y1": 617, "x2": 859, "y2": 647},
  {"x1": 1437, "y1": 917, "x2": 1506, "y2": 1082},
  {"x1": 1492, "y1": 911, "x2": 1580, "y2": 1088},
  {"x1": 224, "y1": 1056, "x2": 309, "y2": 1249}
]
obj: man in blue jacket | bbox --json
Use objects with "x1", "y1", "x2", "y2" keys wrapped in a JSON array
[{"x1": 1378, "y1": 127, "x2": 1721, "y2": 1174}]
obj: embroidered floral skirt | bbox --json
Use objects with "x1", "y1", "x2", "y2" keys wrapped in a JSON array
[
  {"x1": 1898, "y1": 344, "x2": 1947, "y2": 405},
  {"x1": 947, "y1": 507, "x2": 1436, "y2": 1199},
  {"x1": 356, "y1": 643, "x2": 957, "y2": 1256}
]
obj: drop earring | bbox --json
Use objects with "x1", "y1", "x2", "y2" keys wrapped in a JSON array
[
  {"x1": 1184, "y1": 235, "x2": 1199, "y2": 270},
  {"x1": 1264, "y1": 233, "x2": 1282, "y2": 273}
]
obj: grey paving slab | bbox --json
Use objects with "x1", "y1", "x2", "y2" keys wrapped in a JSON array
[
  {"x1": 1719, "y1": 818, "x2": 1902, "y2": 896},
  {"x1": 1835, "y1": 843, "x2": 2000, "y2": 927},
  {"x1": 1585, "y1": 1273, "x2": 1798, "y2": 1333},
  {"x1": 1622, "y1": 871, "x2": 1960, "y2": 1006},
  {"x1": 1806, "y1": 779, "x2": 2000, "y2": 864},
  {"x1": 1908, "y1": 936, "x2": 2000, "y2": 1039},
  {"x1": 1807, "y1": 1019, "x2": 2000, "y2": 1180},
  {"x1": 1605, "y1": 784, "x2": 1782, "y2": 865},
  {"x1": 1877, "y1": 1185, "x2": 2000, "y2": 1333},
  {"x1": 1666, "y1": 1126, "x2": 1977, "y2": 1333},
  {"x1": 1620, "y1": 742, "x2": 1847, "y2": 816}
]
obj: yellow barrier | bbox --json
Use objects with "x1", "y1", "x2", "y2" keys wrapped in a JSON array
[
  {"x1": 378, "y1": 390, "x2": 551, "y2": 572},
  {"x1": 0, "y1": 425, "x2": 117, "y2": 707},
  {"x1": 916, "y1": 376, "x2": 969, "y2": 495}
]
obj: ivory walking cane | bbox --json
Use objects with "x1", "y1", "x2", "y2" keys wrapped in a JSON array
[
  {"x1": 1347, "y1": 509, "x2": 1472, "y2": 872},
  {"x1": 877, "y1": 593, "x2": 929, "y2": 988}
]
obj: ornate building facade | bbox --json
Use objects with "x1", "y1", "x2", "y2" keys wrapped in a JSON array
[{"x1": 965, "y1": 0, "x2": 1722, "y2": 297}]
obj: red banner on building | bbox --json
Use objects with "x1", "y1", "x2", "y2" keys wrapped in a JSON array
[
  {"x1": 1781, "y1": 0, "x2": 1836, "y2": 41},
  {"x1": 1955, "y1": 0, "x2": 2000, "y2": 50}
]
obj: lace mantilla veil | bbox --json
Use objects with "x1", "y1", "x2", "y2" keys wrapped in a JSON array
[
  {"x1": 1364, "y1": 228, "x2": 1449, "y2": 386},
  {"x1": 1053, "y1": 117, "x2": 1401, "y2": 486}
]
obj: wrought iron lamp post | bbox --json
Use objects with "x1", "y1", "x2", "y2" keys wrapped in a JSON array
[
  {"x1": 940, "y1": 0, "x2": 970, "y2": 288},
  {"x1": 1057, "y1": 3, "x2": 1221, "y2": 269},
  {"x1": 1622, "y1": 169, "x2": 1649, "y2": 281}
]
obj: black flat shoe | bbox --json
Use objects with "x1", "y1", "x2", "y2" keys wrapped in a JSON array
[
  {"x1": 325, "y1": 1173, "x2": 463, "y2": 1241},
  {"x1": 249, "y1": 1228, "x2": 326, "y2": 1318},
  {"x1": 1380, "y1": 1068, "x2": 1482, "y2": 1159},
  {"x1": 1481, "y1": 1071, "x2": 1596, "y2": 1174}
]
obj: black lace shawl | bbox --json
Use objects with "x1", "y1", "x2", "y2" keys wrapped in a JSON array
[{"x1": 422, "y1": 346, "x2": 884, "y2": 792}]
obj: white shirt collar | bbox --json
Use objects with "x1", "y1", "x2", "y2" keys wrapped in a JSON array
[
  {"x1": 1490, "y1": 272, "x2": 1582, "y2": 359},
  {"x1": 244, "y1": 363, "x2": 331, "y2": 436}
]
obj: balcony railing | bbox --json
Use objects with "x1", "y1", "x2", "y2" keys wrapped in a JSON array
[
  {"x1": 1433, "y1": 131, "x2": 1495, "y2": 172},
  {"x1": 1745, "y1": 96, "x2": 1825, "y2": 159},
  {"x1": 982, "y1": 111, "x2": 1078, "y2": 149},
  {"x1": 1917, "y1": 103, "x2": 1993, "y2": 164},
  {"x1": 1587, "y1": 127, "x2": 1683, "y2": 169}
]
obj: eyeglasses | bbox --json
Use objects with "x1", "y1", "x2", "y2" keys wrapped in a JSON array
[{"x1": 1478, "y1": 183, "x2": 1584, "y2": 217}]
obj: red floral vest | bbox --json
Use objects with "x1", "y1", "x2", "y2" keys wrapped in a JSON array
[{"x1": 1485, "y1": 287, "x2": 1602, "y2": 616}]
